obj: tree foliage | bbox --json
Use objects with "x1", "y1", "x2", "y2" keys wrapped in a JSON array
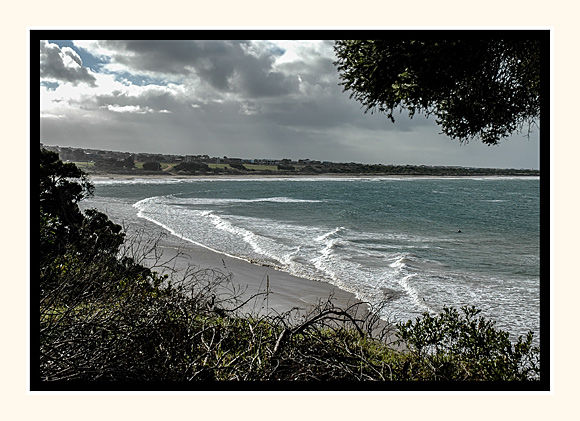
[
  {"x1": 39, "y1": 148, "x2": 126, "y2": 290},
  {"x1": 334, "y1": 39, "x2": 541, "y2": 144},
  {"x1": 40, "y1": 148, "x2": 93, "y2": 226},
  {"x1": 396, "y1": 306, "x2": 539, "y2": 381},
  {"x1": 174, "y1": 161, "x2": 210, "y2": 174},
  {"x1": 94, "y1": 155, "x2": 135, "y2": 171},
  {"x1": 142, "y1": 161, "x2": 162, "y2": 171}
]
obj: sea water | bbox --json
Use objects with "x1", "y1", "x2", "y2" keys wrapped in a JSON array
[{"x1": 83, "y1": 176, "x2": 541, "y2": 340}]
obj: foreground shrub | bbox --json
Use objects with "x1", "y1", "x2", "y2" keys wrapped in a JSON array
[
  {"x1": 40, "y1": 255, "x2": 540, "y2": 383},
  {"x1": 40, "y1": 250, "x2": 395, "y2": 382},
  {"x1": 395, "y1": 306, "x2": 540, "y2": 381}
]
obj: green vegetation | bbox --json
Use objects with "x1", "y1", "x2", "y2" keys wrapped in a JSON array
[
  {"x1": 396, "y1": 307, "x2": 539, "y2": 381},
  {"x1": 38, "y1": 149, "x2": 540, "y2": 385},
  {"x1": 207, "y1": 163, "x2": 232, "y2": 170},
  {"x1": 173, "y1": 161, "x2": 211, "y2": 174},
  {"x1": 244, "y1": 163, "x2": 278, "y2": 172},
  {"x1": 142, "y1": 161, "x2": 162, "y2": 171},
  {"x1": 93, "y1": 154, "x2": 135, "y2": 171},
  {"x1": 45, "y1": 144, "x2": 539, "y2": 177},
  {"x1": 71, "y1": 161, "x2": 95, "y2": 170},
  {"x1": 334, "y1": 39, "x2": 541, "y2": 144}
]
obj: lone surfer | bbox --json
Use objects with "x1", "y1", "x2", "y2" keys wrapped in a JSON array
[{"x1": 457, "y1": 229, "x2": 462, "y2": 233}]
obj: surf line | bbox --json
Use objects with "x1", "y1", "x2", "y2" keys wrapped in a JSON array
[{"x1": 133, "y1": 198, "x2": 251, "y2": 265}]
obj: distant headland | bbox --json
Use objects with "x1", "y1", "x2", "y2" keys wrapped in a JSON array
[{"x1": 40, "y1": 143, "x2": 540, "y2": 177}]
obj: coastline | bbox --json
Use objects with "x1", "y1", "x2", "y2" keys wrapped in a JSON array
[
  {"x1": 91, "y1": 193, "x2": 367, "y2": 317},
  {"x1": 147, "y1": 224, "x2": 364, "y2": 316},
  {"x1": 86, "y1": 172, "x2": 538, "y2": 317},
  {"x1": 84, "y1": 172, "x2": 539, "y2": 341},
  {"x1": 89, "y1": 172, "x2": 540, "y2": 182}
]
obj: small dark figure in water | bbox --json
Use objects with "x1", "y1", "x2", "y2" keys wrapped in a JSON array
[{"x1": 457, "y1": 229, "x2": 462, "y2": 233}]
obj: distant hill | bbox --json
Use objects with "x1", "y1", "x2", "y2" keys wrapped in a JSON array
[{"x1": 39, "y1": 144, "x2": 540, "y2": 177}]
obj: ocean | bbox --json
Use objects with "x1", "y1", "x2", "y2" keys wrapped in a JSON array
[{"x1": 83, "y1": 176, "x2": 540, "y2": 341}]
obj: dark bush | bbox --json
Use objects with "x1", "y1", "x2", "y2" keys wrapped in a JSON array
[
  {"x1": 277, "y1": 164, "x2": 295, "y2": 171},
  {"x1": 229, "y1": 162, "x2": 246, "y2": 171},
  {"x1": 142, "y1": 161, "x2": 161, "y2": 171},
  {"x1": 173, "y1": 161, "x2": 210, "y2": 173}
]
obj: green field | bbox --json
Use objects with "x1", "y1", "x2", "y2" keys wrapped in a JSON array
[
  {"x1": 71, "y1": 161, "x2": 95, "y2": 169},
  {"x1": 243, "y1": 164, "x2": 278, "y2": 171},
  {"x1": 207, "y1": 163, "x2": 232, "y2": 170}
]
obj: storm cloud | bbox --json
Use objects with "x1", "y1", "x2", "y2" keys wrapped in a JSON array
[
  {"x1": 97, "y1": 40, "x2": 299, "y2": 97},
  {"x1": 39, "y1": 38, "x2": 539, "y2": 169}
]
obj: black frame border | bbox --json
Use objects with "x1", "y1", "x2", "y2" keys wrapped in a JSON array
[{"x1": 32, "y1": 28, "x2": 551, "y2": 392}]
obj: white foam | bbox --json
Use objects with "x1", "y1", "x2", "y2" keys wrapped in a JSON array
[
  {"x1": 205, "y1": 213, "x2": 282, "y2": 264},
  {"x1": 133, "y1": 198, "x2": 245, "y2": 262},
  {"x1": 137, "y1": 197, "x2": 442, "y2": 320},
  {"x1": 92, "y1": 177, "x2": 188, "y2": 185},
  {"x1": 174, "y1": 196, "x2": 324, "y2": 205},
  {"x1": 314, "y1": 226, "x2": 346, "y2": 242},
  {"x1": 133, "y1": 195, "x2": 471, "y2": 325},
  {"x1": 92, "y1": 175, "x2": 539, "y2": 186},
  {"x1": 397, "y1": 274, "x2": 432, "y2": 314}
]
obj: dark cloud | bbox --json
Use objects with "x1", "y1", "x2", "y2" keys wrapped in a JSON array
[
  {"x1": 99, "y1": 40, "x2": 298, "y2": 97},
  {"x1": 40, "y1": 41, "x2": 96, "y2": 86}
]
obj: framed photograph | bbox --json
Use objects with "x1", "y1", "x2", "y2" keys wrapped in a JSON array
[{"x1": 34, "y1": 29, "x2": 549, "y2": 391}]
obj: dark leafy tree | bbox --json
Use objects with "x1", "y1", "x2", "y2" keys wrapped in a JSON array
[
  {"x1": 277, "y1": 164, "x2": 295, "y2": 171},
  {"x1": 174, "y1": 161, "x2": 210, "y2": 173},
  {"x1": 94, "y1": 155, "x2": 135, "y2": 171},
  {"x1": 122, "y1": 155, "x2": 135, "y2": 169},
  {"x1": 334, "y1": 39, "x2": 541, "y2": 144},
  {"x1": 142, "y1": 161, "x2": 161, "y2": 171},
  {"x1": 39, "y1": 148, "x2": 125, "y2": 270},
  {"x1": 40, "y1": 148, "x2": 93, "y2": 225}
]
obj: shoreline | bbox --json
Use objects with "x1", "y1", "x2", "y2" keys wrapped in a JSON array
[
  {"x1": 105, "y1": 199, "x2": 368, "y2": 318},
  {"x1": 153, "y1": 232, "x2": 366, "y2": 316},
  {"x1": 89, "y1": 172, "x2": 540, "y2": 182},
  {"x1": 143, "y1": 226, "x2": 396, "y2": 340},
  {"x1": 83, "y1": 173, "x2": 539, "y2": 342}
]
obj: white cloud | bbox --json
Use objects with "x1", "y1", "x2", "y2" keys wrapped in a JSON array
[
  {"x1": 39, "y1": 112, "x2": 65, "y2": 119},
  {"x1": 261, "y1": 40, "x2": 334, "y2": 66},
  {"x1": 104, "y1": 104, "x2": 172, "y2": 114},
  {"x1": 40, "y1": 40, "x2": 96, "y2": 86},
  {"x1": 72, "y1": 40, "x2": 117, "y2": 60},
  {"x1": 105, "y1": 104, "x2": 150, "y2": 114}
]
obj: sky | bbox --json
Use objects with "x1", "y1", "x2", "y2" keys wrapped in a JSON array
[{"x1": 39, "y1": 38, "x2": 540, "y2": 169}]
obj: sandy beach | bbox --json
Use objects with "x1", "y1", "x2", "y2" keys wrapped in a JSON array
[
  {"x1": 84, "y1": 175, "x2": 366, "y2": 317},
  {"x1": 141, "y1": 223, "x2": 364, "y2": 316}
]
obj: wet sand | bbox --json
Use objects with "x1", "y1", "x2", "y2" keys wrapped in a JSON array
[
  {"x1": 153, "y1": 233, "x2": 365, "y2": 316},
  {"x1": 114, "y1": 203, "x2": 365, "y2": 316}
]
